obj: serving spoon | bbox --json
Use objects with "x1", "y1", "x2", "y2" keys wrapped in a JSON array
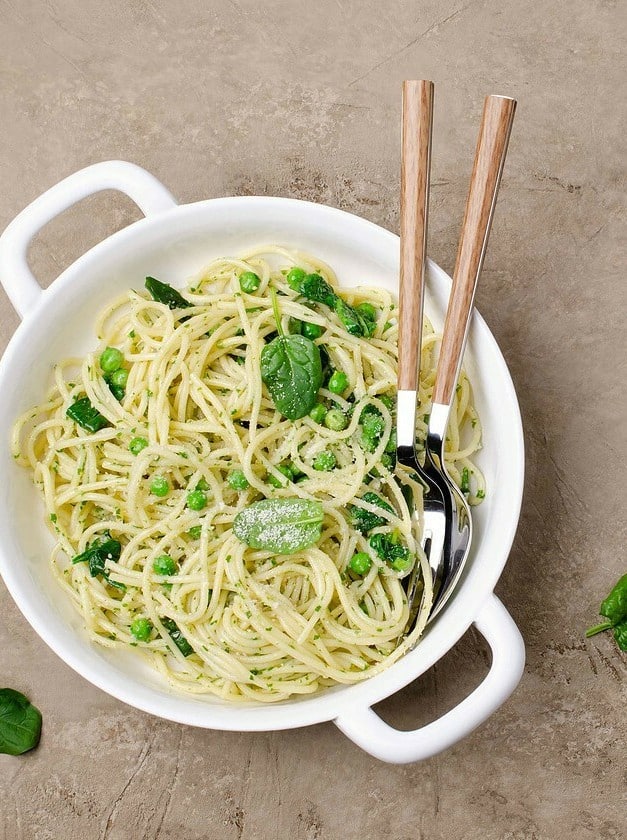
[{"x1": 425, "y1": 94, "x2": 516, "y2": 620}]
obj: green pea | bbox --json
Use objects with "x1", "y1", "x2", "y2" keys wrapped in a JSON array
[
  {"x1": 239, "y1": 271, "x2": 261, "y2": 293},
  {"x1": 187, "y1": 525, "x2": 202, "y2": 539},
  {"x1": 301, "y1": 321, "x2": 323, "y2": 340},
  {"x1": 268, "y1": 464, "x2": 293, "y2": 488},
  {"x1": 153, "y1": 555, "x2": 177, "y2": 576},
  {"x1": 389, "y1": 553, "x2": 412, "y2": 572},
  {"x1": 187, "y1": 489, "x2": 207, "y2": 511},
  {"x1": 328, "y1": 370, "x2": 349, "y2": 394},
  {"x1": 356, "y1": 302, "x2": 378, "y2": 322},
  {"x1": 309, "y1": 403, "x2": 327, "y2": 424},
  {"x1": 228, "y1": 469, "x2": 250, "y2": 490},
  {"x1": 109, "y1": 367, "x2": 129, "y2": 388},
  {"x1": 129, "y1": 436, "x2": 148, "y2": 455},
  {"x1": 196, "y1": 477, "x2": 210, "y2": 492},
  {"x1": 381, "y1": 452, "x2": 396, "y2": 470},
  {"x1": 286, "y1": 267, "x2": 306, "y2": 290},
  {"x1": 130, "y1": 617, "x2": 153, "y2": 641},
  {"x1": 349, "y1": 552, "x2": 372, "y2": 575},
  {"x1": 324, "y1": 408, "x2": 348, "y2": 431},
  {"x1": 100, "y1": 346, "x2": 124, "y2": 373},
  {"x1": 150, "y1": 475, "x2": 169, "y2": 497},
  {"x1": 313, "y1": 450, "x2": 336, "y2": 471}
]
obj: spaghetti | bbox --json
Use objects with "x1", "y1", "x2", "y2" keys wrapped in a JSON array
[{"x1": 13, "y1": 247, "x2": 483, "y2": 702}]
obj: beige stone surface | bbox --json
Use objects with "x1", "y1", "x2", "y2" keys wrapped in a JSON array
[{"x1": 1, "y1": 1, "x2": 625, "y2": 838}]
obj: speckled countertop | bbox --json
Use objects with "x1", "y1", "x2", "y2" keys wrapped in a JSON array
[{"x1": 0, "y1": 2, "x2": 625, "y2": 838}]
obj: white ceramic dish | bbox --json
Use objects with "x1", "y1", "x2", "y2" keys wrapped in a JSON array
[{"x1": 0, "y1": 161, "x2": 525, "y2": 764}]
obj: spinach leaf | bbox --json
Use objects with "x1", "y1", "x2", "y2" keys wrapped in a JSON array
[
  {"x1": 145, "y1": 277, "x2": 192, "y2": 310},
  {"x1": 287, "y1": 271, "x2": 377, "y2": 339},
  {"x1": 260, "y1": 289, "x2": 322, "y2": 420},
  {"x1": 105, "y1": 378, "x2": 125, "y2": 402},
  {"x1": 261, "y1": 335, "x2": 322, "y2": 420},
  {"x1": 233, "y1": 498, "x2": 324, "y2": 554},
  {"x1": 600, "y1": 573, "x2": 627, "y2": 625},
  {"x1": 359, "y1": 404, "x2": 386, "y2": 452},
  {"x1": 334, "y1": 298, "x2": 375, "y2": 338},
  {"x1": 73, "y1": 534, "x2": 125, "y2": 590},
  {"x1": 66, "y1": 396, "x2": 110, "y2": 432},
  {"x1": 369, "y1": 532, "x2": 413, "y2": 572},
  {"x1": 288, "y1": 272, "x2": 337, "y2": 307},
  {"x1": 0, "y1": 688, "x2": 42, "y2": 756},
  {"x1": 613, "y1": 619, "x2": 627, "y2": 651},
  {"x1": 586, "y1": 574, "x2": 627, "y2": 651},
  {"x1": 349, "y1": 492, "x2": 394, "y2": 534},
  {"x1": 318, "y1": 344, "x2": 332, "y2": 384},
  {"x1": 160, "y1": 618, "x2": 193, "y2": 656}
]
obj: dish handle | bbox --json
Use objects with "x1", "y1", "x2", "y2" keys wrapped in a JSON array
[
  {"x1": 0, "y1": 160, "x2": 177, "y2": 318},
  {"x1": 334, "y1": 594, "x2": 525, "y2": 764}
]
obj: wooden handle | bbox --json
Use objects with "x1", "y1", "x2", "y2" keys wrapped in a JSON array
[
  {"x1": 397, "y1": 79, "x2": 434, "y2": 392},
  {"x1": 432, "y1": 94, "x2": 516, "y2": 406}
]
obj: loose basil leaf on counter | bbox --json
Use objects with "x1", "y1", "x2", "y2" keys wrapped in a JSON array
[
  {"x1": 260, "y1": 289, "x2": 322, "y2": 420},
  {"x1": 0, "y1": 688, "x2": 42, "y2": 756},
  {"x1": 66, "y1": 396, "x2": 110, "y2": 432},
  {"x1": 233, "y1": 498, "x2": 324, "y2": 555},
  {"x1": 145, "y1": 276, "x2": 192, "y2": 310}
]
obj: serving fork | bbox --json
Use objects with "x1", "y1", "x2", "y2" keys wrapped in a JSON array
[{"x1": 397, "y1": 84, "x2": 516, "y2": 626}]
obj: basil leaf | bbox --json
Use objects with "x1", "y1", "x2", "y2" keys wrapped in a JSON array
[
  {"x1": 0, "y1": 688, "x2": 42, "y2": 756},
  {"x1": 261, "y1": 334, "x2": 322, "y2": 420},
  {"x1": 233, "y1": 498, "x2": 324, "y2": 554}
]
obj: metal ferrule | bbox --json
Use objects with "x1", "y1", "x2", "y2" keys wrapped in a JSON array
[{"x1": 426, "y1": 402, "x2": 450, "y2": 464}]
